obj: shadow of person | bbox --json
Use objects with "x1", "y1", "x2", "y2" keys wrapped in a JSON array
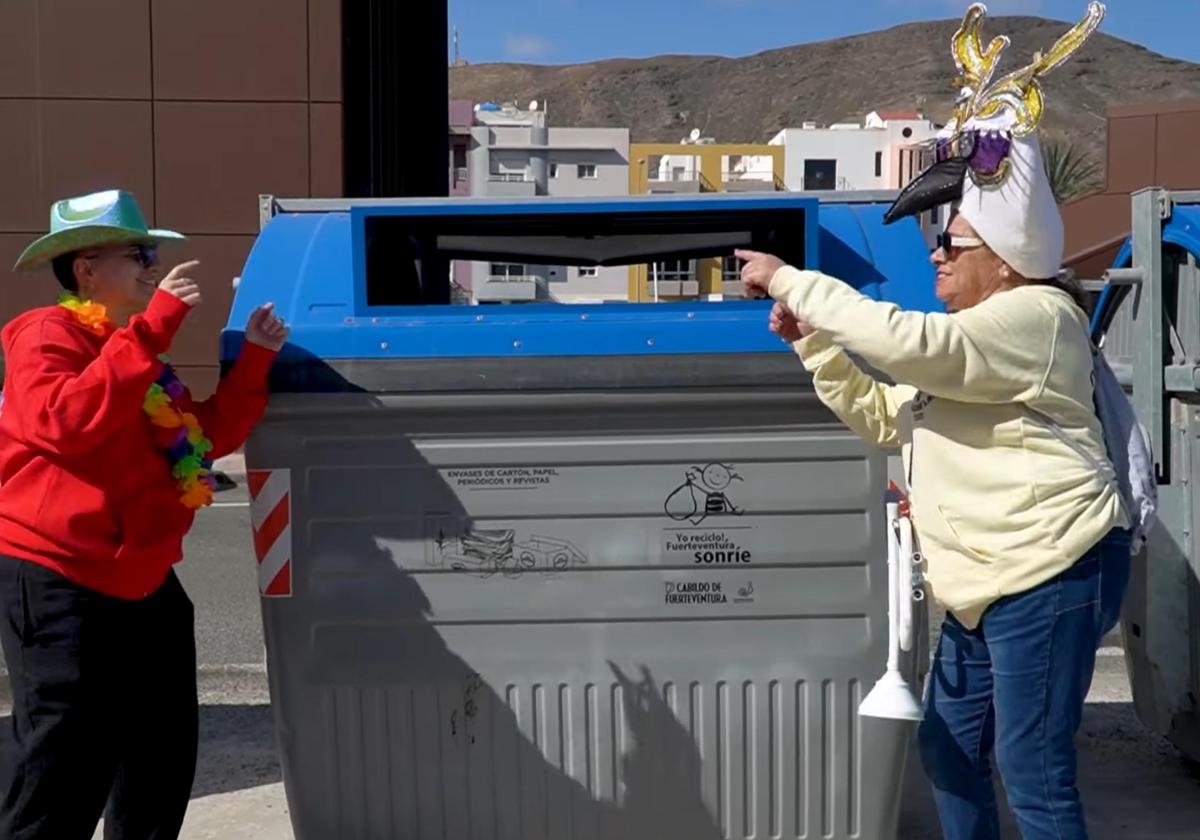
[
  {"x1": 244, "y1": 409, "x2": 721, "y2": 839},
  {"x1": 271, "y1": 523, "x2": 723, "y2": 839},
  {"x1": 609, "y1": 663, "x2": 723, "y2": 840}
]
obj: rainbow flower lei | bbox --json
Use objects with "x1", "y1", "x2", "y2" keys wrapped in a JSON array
[{"x1": 58, "y1": 293, "x2": 217, "y2": 509}]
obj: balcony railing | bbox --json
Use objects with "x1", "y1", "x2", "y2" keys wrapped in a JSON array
[
  {"x1": 476, "y1": 274, "x2": 538, "y2": 303},
  {"x1": 801, "y1": 175, "x2": 854, "y2": 191},
  {"x1": 488, "y1": 172, "x2": 531, "y2": 183},
  {"x1": 484, "y1": 278, "x2": 537, "y2": 289}
]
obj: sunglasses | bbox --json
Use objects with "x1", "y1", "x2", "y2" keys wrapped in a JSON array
[
  {"x1": 935, "y1": 233, "x2": 985, "y2": 252},
  {"x1": 81, "y1": 244, "x2": 159, "y2": 269},
  {"x1": 127, "y1": 244, "x2": 159, "y2": 269}
]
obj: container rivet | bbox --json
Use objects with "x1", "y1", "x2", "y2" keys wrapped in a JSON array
[
  {"x1": 381, "y1": 342, "x2": 389, "y2": 350},
  {"x1": 647, "y1": 338, "x2": 656, "y2": 346},
  {"x1": 513, "y1": 340, "x2": 522, "y2": 349}
]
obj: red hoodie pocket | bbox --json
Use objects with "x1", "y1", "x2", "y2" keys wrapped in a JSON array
[
  {"x1": 34, "y1": 470, "x2": 120, "y2": 554},
  {"x1": 113, "y1": 486, "x2": 193, "y2": 559}
]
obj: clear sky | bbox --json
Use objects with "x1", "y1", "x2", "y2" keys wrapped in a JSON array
[{"x1": 448, "y1": 0, "x2": 1200, "y2": 66}]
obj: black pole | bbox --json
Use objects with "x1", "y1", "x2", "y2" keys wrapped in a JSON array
[
  {"x1": 342, "y1": 0, "x2": 449, "y2": 199},
  {"x1": 342, "y1": 0, "x2": 451, "y2": 304}
]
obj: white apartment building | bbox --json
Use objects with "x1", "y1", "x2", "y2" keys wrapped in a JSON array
[
  {"x1": 463, "y1": 102, "x2": 631, "y2": 304},
  {"x1": 770, "y1": 111, "x2": 945, "y2": 243}
]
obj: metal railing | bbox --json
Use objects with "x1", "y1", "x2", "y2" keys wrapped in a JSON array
[
  {"x1": 488, "y1": 172, "x2": 531, "y2": 183},
  {"x1": 648, "y1": 169, "x2": 699, "y2": 183},
  {"x1": 801, "y1": 175, "x2": 854, "y2": 191},
  {"x1": 724, "y1": 167, "x2": 777, "y2": 183},
  {"x1": 486, "y1": 274, "x2": 537, "y2": 284}
]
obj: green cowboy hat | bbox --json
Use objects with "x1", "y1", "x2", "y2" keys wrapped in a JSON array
[{"x1": 13, "y1": 189, "x2": 185, "y2": 271}]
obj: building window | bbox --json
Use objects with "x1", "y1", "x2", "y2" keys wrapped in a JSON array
[
  {"x1": 874, "y1": 151, "x2": 883, "y2": 178},
  {"x1": 578, "y1": 266, "x2": 598, "y2": 278},
  {"x1": 803, "y1": 159, "x2": 837, "y2": 191},
  {"x1": 651, "y1": 259, "x2": 693, "y2": 283},
  {"x1": 930, "y1": 205, "x2": 941, "y2": 225},
  {"x1": 902, "y1": 127, "x2": 914, "y2": 138},
  {"x1": 491, "y1": 157, "x2": 530, "y2": 182},
  {"x1": 549, "y1": 163, "x2": 559, "y2": 179},
  {"x1": 578, "y1": 163, "x2": 598, "y2": 180},
  {"x1": 489, "y1": 263, "x2": 527, "y2": 281},
  {"x1": 722, "y1": 255, "x2": 742, "y2": 284}
]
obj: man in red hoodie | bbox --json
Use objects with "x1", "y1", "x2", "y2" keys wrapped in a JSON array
[{"x1": 0, "y1": 189, "x2": 287, "y2": 839}]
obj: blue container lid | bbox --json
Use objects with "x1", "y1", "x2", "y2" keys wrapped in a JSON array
[{"x1": 224, "y1": 194, "x2": 938, "y2": 363}]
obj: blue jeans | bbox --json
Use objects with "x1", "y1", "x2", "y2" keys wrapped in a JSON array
[{"x1": 918, "y1": 528, "x2": 1131, "y2": 840}]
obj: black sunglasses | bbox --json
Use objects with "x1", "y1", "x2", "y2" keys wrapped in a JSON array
[
  {"x1": 128, "y1": 244, "x2": 159, "y2": 268},
  {"x1": 935, "y1": 232, "x2": 985, "y2": 252}
]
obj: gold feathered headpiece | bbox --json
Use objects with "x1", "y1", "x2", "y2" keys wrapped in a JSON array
[
  {"x1": 884, "y1": 2, "x2": 1105, "y2": 224},
  {"x1": 948, "y1": 1, "x2": 1105, "y2": 138}
]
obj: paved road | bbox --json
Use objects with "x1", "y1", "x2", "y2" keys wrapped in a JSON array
[{"x1": 179, "y1": 483, "x2": 266, "y2": 667}]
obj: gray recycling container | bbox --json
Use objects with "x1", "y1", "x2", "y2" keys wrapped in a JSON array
[
  {"x1": 1091, "y1": 189, "x2": 1200, "y2": 762},
  {"x1": 225, "y1": 193, "x2": 935, "y2": 839}
]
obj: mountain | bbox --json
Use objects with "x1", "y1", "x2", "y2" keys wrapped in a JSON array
[{"x1": 449, "y1": 15, "x2": 1200, "y2": 170}]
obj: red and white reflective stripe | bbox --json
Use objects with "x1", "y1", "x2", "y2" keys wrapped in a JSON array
[{"x1": 248, "y1": 468, "x2": 292, "y2": 598}]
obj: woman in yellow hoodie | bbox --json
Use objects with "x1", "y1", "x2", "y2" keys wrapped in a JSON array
[{"x1": 740, "y1": 5, "x2": 1123, "y2": 839}]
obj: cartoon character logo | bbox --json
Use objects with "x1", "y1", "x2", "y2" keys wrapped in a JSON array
[{"x1": 664, "y1": 462, "x2": 744, "y2": 525}]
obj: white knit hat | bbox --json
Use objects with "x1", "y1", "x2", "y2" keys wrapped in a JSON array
[{"x1": 883, "y1": 1, "x2": 1105, "y2": 283}]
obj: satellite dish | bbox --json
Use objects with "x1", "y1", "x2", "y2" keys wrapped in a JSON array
[
  {"x1": 529, "y1": 99, "x2": 539, "y2": 111},
  {"x1": 689, "y1": 128, "x2": 701, "y2": 142}
]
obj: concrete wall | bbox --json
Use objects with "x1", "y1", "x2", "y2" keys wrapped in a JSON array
[
  {"x1": 772, "y1": 120, "x2": 937, "y2": 192},
  {"x1": 546, "y1": 151, "x2": 630, "y2": 198},
  {"x1": 774, "y1": 129, "x2": 887, "y2": 191},
  {"x1": 0, "y1": 0, "x2": 344, "y2": 396}
]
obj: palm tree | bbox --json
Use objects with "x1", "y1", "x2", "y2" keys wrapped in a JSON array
[{"x1": 1041, "y1": 139, "x2": 1102, "y2": 204}]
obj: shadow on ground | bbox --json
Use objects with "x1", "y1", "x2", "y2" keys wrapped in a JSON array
[
  {"x1": 192, "y1": 703, "x2": 281, "y2": 799},
  {"x1": 0, "y1": 702, "x2": 281, "y2": 802}
]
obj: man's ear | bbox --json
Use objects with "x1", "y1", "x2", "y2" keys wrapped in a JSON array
[{"x1": 73, "y1": 255, "x2": 93, "y2": 297}]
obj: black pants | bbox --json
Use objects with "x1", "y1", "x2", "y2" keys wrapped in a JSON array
[{"x1": 0, "y1": 555, "x2": 198, "y2": 840}]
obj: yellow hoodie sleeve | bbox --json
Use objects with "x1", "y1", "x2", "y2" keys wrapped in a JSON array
[
  {"x1": 793, "y1": 331, "x2": 911, "y2": 449},
  {"x1": 769, "y1": 266, "x2": 1057, "y2": 404}
]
